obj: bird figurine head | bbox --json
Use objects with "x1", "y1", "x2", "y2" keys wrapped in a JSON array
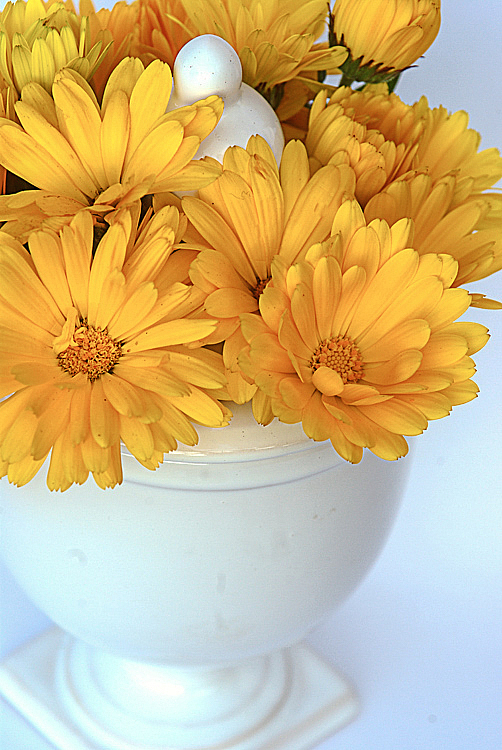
[{"x1": 167, "y1": 34, "x2": 285, "y2": 164}]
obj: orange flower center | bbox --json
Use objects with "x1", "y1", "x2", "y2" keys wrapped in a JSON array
[
  {"x1": 310, "y1": 336, "x2": 364, "y2": 384},
  {"x1": 252, "y1": 276, "x2": 271, "y2": 300},
  {"x1": 57, "y1": 320, "x2": 122, "y2": 382}
]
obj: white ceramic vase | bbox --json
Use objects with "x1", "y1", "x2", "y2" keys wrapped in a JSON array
[{"x1": 0, "y1": 404, "x2": 410, "y2": 750}]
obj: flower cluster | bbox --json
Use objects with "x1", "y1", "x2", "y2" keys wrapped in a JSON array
[{"x1": 0, "y1": 0, "x2": 500, "y2": 489}]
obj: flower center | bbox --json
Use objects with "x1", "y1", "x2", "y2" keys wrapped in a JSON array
[
  {"x1": 252, "y1": 276, "x2": 271, "y2": 300},
  {"x1": 310, "y1": 336, "x2": 364, "y2": 384},
  {"x1": 57, "y1": 320, "x2": 122, "y2": 382}
]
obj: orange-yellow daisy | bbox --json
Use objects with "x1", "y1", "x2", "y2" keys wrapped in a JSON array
[
  {"x1": 0, "y1": 0, "x2": 110, "y2": 115},
  {"x1": 0, "y1": 57, "x2": 223, "y2": 241},
  {"x1": 331, "y1": 0, "x2": 441, "y2": 86},
  {"x1": 177, "y1": 0, "x2": 347, "y2": 105},
  {"x1": 132, "y1": 0, "x2": 195, "y2": 70},
  {"x1": 181, "y1": 135, "x2": 355, "y2": 401},
  {"x1": 305, "y1": 85, "x2": 426, "y2": 205},
  {"x1": 83, "y1": 0, "x2": 139, "y2": 99},
  {"x1": 364, "y1": 171, "x2": 502, "y2": 298},
  {"x1": 412, "y1": 98, "x2": 502, "y2": 194},
  {"x1": 307, "y1": 85, "x2": 502, "y2": 209},
  {"x1": 0, "y1": 208, "x2": 231, "y2": 491},
  {"x1": 239, "y1": 201, "x2": 488, "y2": 462},
  {"x1": 305, "y1": 85, "x2": 502, "y2": 292}
]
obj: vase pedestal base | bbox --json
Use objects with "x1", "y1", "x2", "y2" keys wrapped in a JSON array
[{"x1": 0, "y1": 627, "x2": 358, "y2": 750}]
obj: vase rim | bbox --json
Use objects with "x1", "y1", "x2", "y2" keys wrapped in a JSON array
[{"x1": 121, "y1": 402, "x2": 333, "y2": 463}]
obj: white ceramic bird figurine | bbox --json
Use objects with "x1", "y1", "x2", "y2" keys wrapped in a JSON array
[{"x1": 167, "y1": 34, "x2": 285, "y2": 164}]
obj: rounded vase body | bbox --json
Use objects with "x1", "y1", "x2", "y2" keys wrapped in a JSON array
[{"x1": 0, "y1": 404, "x2": 409, "y2": 666}]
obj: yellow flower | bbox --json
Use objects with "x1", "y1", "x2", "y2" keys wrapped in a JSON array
[
  {"x1": 0, "y1": 0, "x2": 109, "y2": 112},
  {"x1": 364, "y1": 171, "x2": 502, "y2": 298},
  {"x1": 0, "y1": 57, "x2": 223, "y2": 240},
  {"x1": 412, "y1": 98, "x2": 502, "y2": 195},
  {"x1": 132, "y1": 0, "x2": 195, "y2": 70},
  {"x1": 305, "y1": 85, "x2": 425, "y2": 205},
  {"x1": 84, "y1": 0, "x2": 140, "y2": 99},
  {"x1": 361, "y1": 99, "x2": 502, "y2": 294},
  {"x1": 239, "y1": 201, "x2": 488, "y2": 462},
  {"x1": 305, "y1": 86, "x2": 502, "y2": 294},
  {"x1": 331, "y1": 0, "x2": 441, "y2": 84},
  {"x1": 333, "y1": 86, "x2": 502, "y2": 207},
  {"x1": 181, "y1": 135, "x2": 355, "y2": 401},
  {"x1": 177, "y1": 0, "x2": 347, "y2": 103},
  {"x1": 0, "y1": 208, "x2": 231, "y2": 491}
]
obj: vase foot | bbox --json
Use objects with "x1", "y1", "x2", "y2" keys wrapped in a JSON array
[{"x1": 0, "y1": 627, "x2": 358, "y2": 750}]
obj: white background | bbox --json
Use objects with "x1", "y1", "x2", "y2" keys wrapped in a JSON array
[{"x1": 1, "y1": 1, "x2": 501, "y2": 748}]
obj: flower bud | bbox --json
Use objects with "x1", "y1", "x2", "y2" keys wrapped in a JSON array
[{"x1": 331, "y1": 0, "x2": 440, "y2": 84}]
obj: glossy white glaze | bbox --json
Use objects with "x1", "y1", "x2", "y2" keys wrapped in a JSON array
[
  {"x1": 167, "y1": 35, "x2": 285, "y2": 163},
  {"x1": 0, "y1": 404, "x2": 410, "y2": 748}
]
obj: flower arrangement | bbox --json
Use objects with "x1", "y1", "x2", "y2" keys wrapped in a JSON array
[{"x1": 0, "y1": 0, "x2": 500, "y2": 491}]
